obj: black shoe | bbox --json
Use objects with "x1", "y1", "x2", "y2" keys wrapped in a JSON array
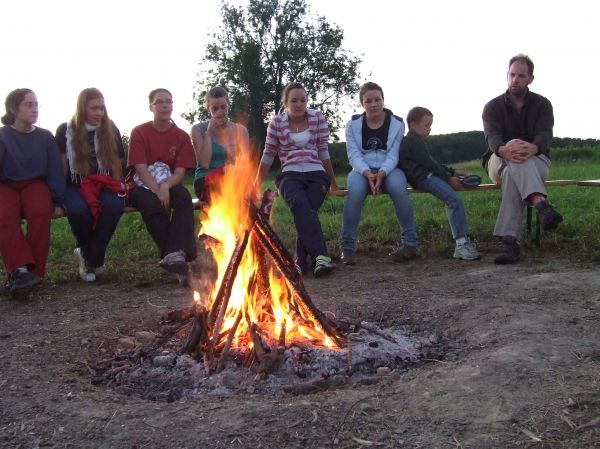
[
  {"x1": 340, "y1": 250, "x2": 356, "y2": 265},
  {"x1": 389, "y1": 246, "x2": 419, "y2": 263},
  {"x1": 8, "y1": 270, "x2": 41, "y2": 299},
  {"x1": 535, "y1": 200, "x2": 563, "y2": 231},
  {"x1": 494, "y1": 236, "x2": 520, "y2": 264}
]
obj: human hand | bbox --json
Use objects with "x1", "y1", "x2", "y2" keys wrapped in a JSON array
[
  {"x1": 53, "y1": 205, "x2": 65, "y2": 218},
  {"x1": 500, "y1": 139, "x2": 537, "y2": 163},
  {"x1": 372, "y1": 171, "x2": 386, "y2": 195},
  {"x1": 448, "y1": 176, "x2": 463, "y2": 191},
  {"x1": 453, "y1": 169, "x2": 468, "y2": 177},
  {"x1": 158, "y1": 183, "x2": 170, "y2": 210},
  {"x1": 330, "y1": 186, "x2": 348, "y2": 197}
]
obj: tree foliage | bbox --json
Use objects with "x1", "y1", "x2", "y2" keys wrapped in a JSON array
[{"x1": 183, "y1": 0, "x2": 361, "y2": 146}]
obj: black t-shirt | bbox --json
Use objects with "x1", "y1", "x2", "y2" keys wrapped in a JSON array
[{"x1": 361, "y1": 109, "x2": 391, "y2": 151}]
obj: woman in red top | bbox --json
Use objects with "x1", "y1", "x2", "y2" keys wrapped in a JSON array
[{"x1": 126, "y1": 88, "x2": 197, "y2": 284}]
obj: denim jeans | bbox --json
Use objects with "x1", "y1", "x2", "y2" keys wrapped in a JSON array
[
  {"x1": 341, "y1": 168, "x2": 418, "y2": 251},
  {"x1": 64, "y1": 184, "x2": 125, "y2": 268},
  {"x1": 276, "y1": 170, "x2": 330, "y2": 272},
  {"x1": 416, "y1": 175, "x2": 469, "y2": 239}
]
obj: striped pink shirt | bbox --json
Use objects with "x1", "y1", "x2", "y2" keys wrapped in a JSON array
[{"x1": 261, "y1": 108, "x2": 330, "y2": 172}]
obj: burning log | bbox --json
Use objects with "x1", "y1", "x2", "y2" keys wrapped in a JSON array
[
  {"x1": 179, "y1": 172, "x2": 347, "y2": 377},
  {"x1": 215, "y1": 310, "x2": 244, "y2": 373}
]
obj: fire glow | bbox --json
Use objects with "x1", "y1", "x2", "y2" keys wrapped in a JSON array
[{"x1": 192, "y1": 150, "x2": 344, "y2": 372}]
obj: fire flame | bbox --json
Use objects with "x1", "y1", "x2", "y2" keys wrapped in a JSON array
[{"x1": 196, "y1": 149, "x2": 336, "y2": 350}]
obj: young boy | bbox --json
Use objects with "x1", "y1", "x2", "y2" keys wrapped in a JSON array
[{"x1": 399, "y1": 107, "x2": 480, "y2": 260}]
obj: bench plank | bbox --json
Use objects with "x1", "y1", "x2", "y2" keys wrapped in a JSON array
[{"x1": 578, "y1": 179, "x2": 600, "y2": 187}]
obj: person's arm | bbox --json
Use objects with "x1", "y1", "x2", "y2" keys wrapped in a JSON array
[
  {"x1": 345, "y1": 119, "x2": 370, "y2": 175},
  {"x1": 482, "y1": 99, "x2": 506, "y2": 157},
  {"x1": 379, "y1": 118, "x2": 403, "y2": 176},
  {"x1": 192, "y1": 124, "x2": 212, "y2": 169},
  {"x1": 531, "y1": 96, "x2": 554, "y2": 156},
  {"x1": 45, "y1": 132, "x2": 66, "y2": 212},
  {"x1": 321, "y1": 159, "x2": 346, "y2": 196}
]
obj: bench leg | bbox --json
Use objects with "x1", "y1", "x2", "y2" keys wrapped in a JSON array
[{"x1": 526, "y1": 205, "x2": 541, "y2": 248}]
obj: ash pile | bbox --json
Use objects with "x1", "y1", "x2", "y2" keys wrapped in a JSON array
[{"x1": 89, "y1": 321, "x2": 447, "y2": 400}]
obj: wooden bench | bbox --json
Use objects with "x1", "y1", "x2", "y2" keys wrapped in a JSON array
[
  {"x1": 123, "y1": 198, "x2": 204, "y2": 214},
  {"x1": 577, "y1": 179, "x2": 600, "y2": 187}
]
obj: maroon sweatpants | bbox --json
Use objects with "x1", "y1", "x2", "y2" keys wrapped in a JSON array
[{"x1": 0, "y1": 180, "x2": 53, "y2": 278}]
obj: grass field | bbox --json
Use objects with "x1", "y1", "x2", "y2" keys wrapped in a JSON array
[{"x1": 4, "y1": 148, "x2": 600, "y2": 283}]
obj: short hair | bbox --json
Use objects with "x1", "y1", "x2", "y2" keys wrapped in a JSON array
[
  {"x1": 148, "y1": 88, "x2": 172, "y2": 105},
  {"x1": 509, "y1": 53, "x2": 534, "y2": 76},
  {"x1": 359, "y1": 82, "x2": 384, "y2": 104},
  {"x1": 2, "y1": 88, "x2": 34, "y2": 125},
  {"x1": 280, "y1": 82, "x2": 306, "y2": 108},
  {"x1": 406, "y1": 106, "x2": 433, "y2": 126},
  {"x1": 206, "y1": 86, "x2": 230, "y2": 108}
]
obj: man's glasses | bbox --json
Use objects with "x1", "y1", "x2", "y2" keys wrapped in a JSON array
[{"x1": 151, "y1": 99, "x2": 173, "y2": 106}]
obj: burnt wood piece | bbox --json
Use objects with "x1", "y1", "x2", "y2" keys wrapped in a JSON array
[
  {"x1": 215, "y1": 310, "x2": 244, "y2": 373},
  {"x1": 206, "y1": 229, "x2": 252, "y2": 371},
  {"x1": 181, "y1": 307, "x2": 209, "y2": 355},
  {"x1": 250, "y1": 212, "x2": 346, "y2": 347},
  {"x1": 208, "y1": 228, "x2": 253, "y2": 325}
]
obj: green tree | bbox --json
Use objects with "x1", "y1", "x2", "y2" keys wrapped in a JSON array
[{"x1": 183, "y1": 0, "x2": 361, "y2": 146}]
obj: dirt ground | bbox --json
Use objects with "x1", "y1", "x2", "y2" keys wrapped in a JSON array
[{"x1": 1, "y1": 249, "x2": 599, "y2": 449}]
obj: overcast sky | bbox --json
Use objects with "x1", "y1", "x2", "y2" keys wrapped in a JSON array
[{"x1": 3, "y1": 0, "x2": 599, "y2": 139}]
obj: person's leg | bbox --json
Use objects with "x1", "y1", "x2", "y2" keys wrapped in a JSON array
[
  {"x1": 340, "y1": 171, "x2": 369, "y2": 252},
  {"x1": 20, "y1": 180, "x2": 53, "y2": 278},
  {"x1": 0, "y1": 183, "x2": 35, "y2": 273},
  {"x1": 417, "y1": 176, "x2": 469, "y2": 239},
  {"x1": 194, "y1": 178, "x2": 205, "y2": 202},
  {"x1": 165, "y1": 185, "x2": 197, "y2": 261},
  {"x1": 278, "y1": 172, "x2": 329, "y2": 265},
  {"x1": 64, "y1": 184, "x2": 94, "y2": 258},
  {"x1": 129, "y1": 187, "x2": 170, "y2": 258},
  {"x1": 384, "y1": 168, "x2": 418, "y2": 248},
  {"x1": 85, "y1": 189, "x2": 125, "y2": 268}
]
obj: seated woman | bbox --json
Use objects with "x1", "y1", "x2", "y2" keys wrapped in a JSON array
[
  {"x1": 0, "y1": 88, "x2": 65, "y2": 299},
  {"x1": 254, "y1": 82, "x2": 345, "y2": 278},
  {"x1": 56, "y1": 88, "x2": 126, "y2": 282},
  {"x1": 126, "y1": 88, "x2": 197, "y2": 284},
  {"x1": 340, "y1": 82, "x2": 418, "y2": 265},
  {"x1": 191, "y1": 86, "x2": 249, "y2": 202}
]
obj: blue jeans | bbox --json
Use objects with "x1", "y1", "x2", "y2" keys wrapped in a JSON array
[
  {"x1": 341, "y1": 168, "x2": 418, "y2": 251},
  {"x1": 276, "y1": 170, "x2": 330, "y2": 272},
  {"x1": 416, "y1": 175, "x2": 469, "y2": 239},
  {"x1": 64, "y1": 184, "x2": 125, "y2": 268}
]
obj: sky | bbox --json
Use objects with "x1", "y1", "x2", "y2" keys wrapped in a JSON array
[{"x1": 3, "y1": 0, "x2": 600, "y2": 140}]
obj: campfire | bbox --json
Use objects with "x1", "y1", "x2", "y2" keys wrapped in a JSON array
[
  {"x1": 89, "y1": 153, "x2": 448, "y2": 398},
  {"x1": 179, "y1": 151, "x2": 346, "y2": 376}
]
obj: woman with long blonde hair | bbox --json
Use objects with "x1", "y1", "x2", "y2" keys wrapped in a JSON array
[{"x1": 55, "y1": 88, "x2": 125, "y2": 282}]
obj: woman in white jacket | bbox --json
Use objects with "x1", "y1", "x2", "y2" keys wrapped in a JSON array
[{"x1": 340, "y1": 82, "x2": 418, "y2": 265}]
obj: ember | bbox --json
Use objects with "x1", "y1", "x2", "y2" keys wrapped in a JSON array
[{"x1": 183, "y1": 151, "x2": 345, "y2": 375}]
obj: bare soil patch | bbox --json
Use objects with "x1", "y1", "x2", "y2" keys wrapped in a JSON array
[{"x1": 1, "y1": 251, "x2": 599, "y2": 449}]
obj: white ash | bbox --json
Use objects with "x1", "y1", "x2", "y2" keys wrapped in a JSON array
[{"x1": 105, "y1": 323, "x2": 447, "y2": 400}]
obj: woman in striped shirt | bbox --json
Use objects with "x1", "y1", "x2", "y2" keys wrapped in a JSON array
[{"x1": 254, "y1": 82, "x2": 345, "y2": 278}]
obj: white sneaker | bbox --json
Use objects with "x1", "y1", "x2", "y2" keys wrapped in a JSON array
[
  {"x1": 74, "y1": 248, "x2": 96, "y2": 282},
  {"x1": 453, "y1": 241, "x2": 480, "y2": 261}
]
